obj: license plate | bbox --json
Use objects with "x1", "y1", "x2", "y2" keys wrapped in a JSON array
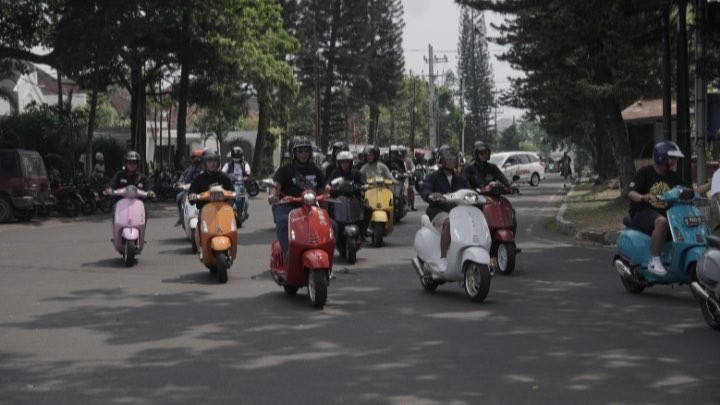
[{"x1": 684, "y1": 216, "x2": 704, "y2": 226}]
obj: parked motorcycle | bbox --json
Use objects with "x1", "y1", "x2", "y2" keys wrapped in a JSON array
[
  {"x1": 51, "y1": 183, "x2": 84, "y2": 217},
  {"x1": 411, "y1": 189, "x2": 493, "y2": 302},
  {"x1": 328, "y1": 177, "x2": 365, "y2": 264},
  {"x1": 613, "y1": 186, "x2": 708, "y2": 295},
  {"x1": 109, "y1": 185, "x2": 150, "y2": 266},
  {"x1": 692, "y1": 235, "x2": 720, "y2": 330},
  {"x1": 391, "y1": 170, "x2": 409, "y2": 223},
  {"x1": 364, "y1": 176, "x2": 395, "y2": 247},
  {"x1": 192, "y1": 185, "x2": 238, "y2": 283},
  {"x1": 478, "y1": 176, "x2": 521, "y2": 275},
  {"x1": 269, "y1": 190, "x2": 334, "y2": 309}
]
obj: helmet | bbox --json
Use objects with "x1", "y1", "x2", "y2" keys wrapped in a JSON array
[
  {"x1": 389, "y1": 145, "x2": 399, "y2": 154},
  {"x1": 191, "y1": 148, "x2": 204, "y2": 162},
  {"x1": 291, "y1": 136, "x2": 312, "y2": 159},
  {"x1": 653, "y1": 141, "x2": 684, "y2": 166},
  {"x1": 231, "y1": 146, "x2": 244, "y2": 161},
  {"x1": 203, "y1": 149, "x2": 221, "y2": 163},
  {"x1": 332, "y1": 141, "x2": 349, "y2": 153},
  {"x1": 95, "y1": 152, "x2": 104, "y2": 161},
  {"x1": 473, "y1": 141, "x2": 491, "y2": 160},
  {"x1": 125, "y1": 151, "x2": 141, "y2": 162},
  {"x1": 282, "y1": 152, "x2": 291, "y2": 160},
  {"x1": 336, "y1": 151, "x2": 354, "y2": 162},
  {"x1": 438, "y1": 145, "x2": 457, "y2": 170},
  {"x1": 398, "y1": 145, "x2": 407, "y2": 157},
  {"x1": 364, "y1": 145, "x2": 380, "y2": 161}
]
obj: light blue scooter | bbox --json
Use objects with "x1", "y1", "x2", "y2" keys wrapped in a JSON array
[{"x1": 613, "y1": 186, "x2": 708, "y2": 294}]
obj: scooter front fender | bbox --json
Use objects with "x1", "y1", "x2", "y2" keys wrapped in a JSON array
[
  {"x1": 122, "y1": 227, "x2": 139, "y2": 241},
  {"x1": 302, "y1": 249, "x2": 331, "y2": 270},
  {"x1": 189, "y1": 217, "x2": 198, "y2": 230},
  {"x1": 461, "y1": 247, "x2": 491, "y2": 268},
  {"x1": 371, "y1": 210, "x2": 388, "y2": 223},
  {"x1": 493, "y1": 229, "x2": 515, "y2": 243},
  {"x1": 211, "y1": 236, "x2": 232, "y2": 252}
]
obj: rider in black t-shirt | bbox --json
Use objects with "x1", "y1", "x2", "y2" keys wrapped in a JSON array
[
  {"x1": 268, "y1": 136, "x2": 326, "y2": 258},
  {"x1": 462, "y1": 141, "x2": 510, "y2": 189}
]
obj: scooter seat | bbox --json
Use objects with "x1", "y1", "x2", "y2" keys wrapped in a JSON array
[{"x1": 708, "y1": 234, "x2": 720, "y2": 249}]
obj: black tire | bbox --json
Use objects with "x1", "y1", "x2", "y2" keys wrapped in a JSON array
[
  {"x1": 215, "y1": 252, "x2": 228, "y2": 283},
  {"x1": 308, "y1": 269, "x2": 328, "y2": 309},
  {"x1": 620, "y1": 275, "x2": 645, "y2": 294},
  {"x1": 494, "y1": 242, "x2": 517, "y2": 275},
  {"x1": 283, "y1": 285, "x2": 299, "y2": 295},
  {"x1": 123, "y1": 240, "x2": 135, "y2": 267},
  {"x1": 191, "y1": 237, "x2": 198, "y2": 254},
  {"x1": 247, "y1": 182, "x2": 260, "y2": 197},
  {"x1": 13, "y1": 209, "x2": 35, "y2": 222},
  {"x1": 700, "y1": 298, "x2": 720, "y2": 330},
  {"x1": 60, "y1": 197, "x2": 80, "y2": 217},
  {"x1": 81, "y1": 198, "x2": 96, "y2": 215},
  {"x1": 0, "y1": 197, "x2": 13, "y2": 223},
  {"x1": 464, "y1": 261, "x2": 492, "y2": 303},
  {"x1": 99, "y1": 196, "x2": 114, "y2": 213},
  {"x1": 530, "y1": 173, "x2": 540, "y2": 187},
  {"x1": 346, "y1": 238, "x2": 357, "y2": 264},
  {"x1": 416, "y1": 257, "x2": 438, "y2": 291},
  {"x1": 373, "y1": 222, "x2": 384, "y2": 247},
  {"x1": 235, "y1": 212, "x2": 244, "y2": 228},
  {"x1": 37, "y1": 206, "x2": 50, "y2": 217}
]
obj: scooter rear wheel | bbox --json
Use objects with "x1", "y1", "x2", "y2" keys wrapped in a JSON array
[
  {"x1": 620, "y1": 274, "x2": 645, "y2": 294},
  {"x1": 215, "y1": 252, "x2": 228, "y2": 283},
  {"x1": 464, "y1": 261, "x2": 491, "y2": 303},
  {"x1": 308, "y1": 269, "x2": 328, "y2": 309}
]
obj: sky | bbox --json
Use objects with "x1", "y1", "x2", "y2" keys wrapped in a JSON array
[{"x1": 401, "y1": 0, "x2": 526, "y2": 121}]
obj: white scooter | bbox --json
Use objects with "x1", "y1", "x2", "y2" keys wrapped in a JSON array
[
  {"x1": 181, "y1": 184, "x2": 199, "y2": 253},
  {"x1": 411, "y1": 189, "x2": 494, "y2": 302}
]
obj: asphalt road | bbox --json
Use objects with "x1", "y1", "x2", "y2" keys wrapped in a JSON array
[{"x1": 1, "y1": 173, "x2": 719, "y2": 405}]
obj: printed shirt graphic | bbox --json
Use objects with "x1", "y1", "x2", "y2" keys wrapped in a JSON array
[
  {"x1": 647, "y1": 180, "x2": 671, "y2": 210},
  {"x1": 628, "y1": 165, "x2": 685, "y2": 216}
]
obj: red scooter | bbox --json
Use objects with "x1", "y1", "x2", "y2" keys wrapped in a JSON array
[
  {"x1": 269, "y1": 190, "x2": 335, "y2": 309},
  {"x1": 478, "y1": 179, "x2": 520, "y2": 275}
]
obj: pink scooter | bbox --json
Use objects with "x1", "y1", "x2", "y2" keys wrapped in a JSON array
[{"x1": 109, "y1": 186, "x2": 150, "y2": 266}]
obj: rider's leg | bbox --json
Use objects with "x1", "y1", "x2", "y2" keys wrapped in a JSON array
[
  {"x1": 273, "y1": 204, "x2": 294, "y2": 258},
  {"x1": 440, "y1": 217, "x2": 450, "y2": 258},
  {"x1": 175, "y1": 191, "x2": 185, "y2": 225},
  {"x1": 407, "y1": 185, "x2": 415, "y2": 210},
  {"x1": 651, "y1": 215, "x2": 668, "y2": 256}
]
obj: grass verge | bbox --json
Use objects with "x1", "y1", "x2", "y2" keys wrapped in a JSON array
[{"x1": 561, "y1": 180, "x2": 626, "y2": 234}]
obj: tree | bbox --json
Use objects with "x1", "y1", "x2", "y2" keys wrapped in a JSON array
[{"x1": 458, "y1": 6, "x2": 495, "y2": 152}]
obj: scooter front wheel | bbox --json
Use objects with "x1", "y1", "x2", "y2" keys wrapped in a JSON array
[
  {"x1": 308, "y1": 269, "x2": 328, "y2": 309},
  {"x1": 215, "y1": 252, "x2": 228, "y2": 283},
  {"x1": 495, "y1": 242, "x2": 517, "y2": 276},
  {"x1": 346, "y1": 238, "x2": 357, "y2": 264},
  {"x1": 283, "y1": 285, "x2": 299, "y2": 295},
  {"x1": 123, "y1": 240, "x2": 135, "y2": 267},
  {"x1": 464, "y1": 261, "x2": 491, "y2": 303},
  {"x1": 373, "y1": 222, "x2": 384, "y2": 247}
]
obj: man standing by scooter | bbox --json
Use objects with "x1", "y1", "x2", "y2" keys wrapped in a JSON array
[
  {"x1": 267, "y1": 136, "x2": 327, "y2": 260},
  {"x1": 420, "y1": 146, "x2": 468, "y2": 272},
  {"x1": 627, "y1": 141, "x2": 710, "y2": 276},
  {"x1": 462, "y1": 141, "x2": 511, "y2": 189}
]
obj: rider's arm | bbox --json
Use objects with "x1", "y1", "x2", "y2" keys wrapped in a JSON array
[
  {"x1": 244, "y1": 162, "x2": 251, "y2": 177},
  {"x1": 492, "y1": 165, "x2": 511, "y2": 187},
  {"x1": 420, "y1": 172, "x2": 436, "y2": 203}
]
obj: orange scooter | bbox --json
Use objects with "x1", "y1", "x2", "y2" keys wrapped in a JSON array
[{"x1": 192, "y1": 185, "x2": 237, "y2": 283}]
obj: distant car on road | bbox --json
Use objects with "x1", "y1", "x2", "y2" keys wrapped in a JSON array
[{"x1": 489, "y1": 151, "x2": 546, "y2": 187}]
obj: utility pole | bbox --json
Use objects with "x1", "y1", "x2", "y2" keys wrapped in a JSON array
[
  {"x1": 424, "y1": 44, "x2": 449, "y2": 149},
  {"x1": 410, "y1": 71, "x2": 416, "y2": 152},
  {"x1": 460, "y1": 78, "x2": 465, "y2": 155},
  {"x1": 677, "y1": 0, "x2": 691, "y2": 184},
  {"x1": 695, "y1": 0, "x2": 708, "y2": 184}
]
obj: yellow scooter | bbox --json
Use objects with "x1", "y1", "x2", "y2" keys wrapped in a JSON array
[{"x1": 364, "y1": 176, "x2": 395, "y2": 247}]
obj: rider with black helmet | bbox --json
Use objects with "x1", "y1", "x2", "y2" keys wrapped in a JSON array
[
  {"x1": 420, "y1": 145, "x2": 469, "y2": 272},
  {"x1": 462, "y1": 141, "x2": 510, "y2": 189},
  {"x1": 322, "y1": 141, "x2": 349, "y2": 179},
  {"x1": 359, "y1": 144, "x2": 394, "y2": 181},
  {"x1": 268, "y1": 136, "x2": 327, "y2": 258},
  {"x1": 106, "y1": 151, "x2": 152, "y2": 194},
  {"x1": 188, "y1": 149, "x2": 234, "y2": 211}
]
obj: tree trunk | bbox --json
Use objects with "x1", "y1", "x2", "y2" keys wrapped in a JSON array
[
  {"x1": 320, "y1": 0, "x2": 341, "y2": 153},
  {"x1": 368, "y1": 104, "x2": 380, "y2": 145},
  {"x1": 603, "y1": 96, "x2": 635, "y2": 195},
  {"x1": 176, "y1": 58, "x2": 190, "y2": 170},
  {"x1": 252, "y1": 99, "x2": 269, "y2": 176},
  {"x1": 84, "y1": 69, "x2": 100, "y2": 178},
  {"x1": 130, "y1": 65, "x2": 141, "y2": 151}
]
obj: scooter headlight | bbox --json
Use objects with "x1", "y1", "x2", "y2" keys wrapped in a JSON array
[
  {"x1": 304, "y1": 192, "x2": 317, "y2": 206},
  {"x1": 464, "y1": 193, "x2": 479, "y2": 204},
  {"x1": 126, "y1": 185, "x2": 138, "y2": 198},
  {"x1": 374, "y1": 176, "x2": 384, "y2": 185}
]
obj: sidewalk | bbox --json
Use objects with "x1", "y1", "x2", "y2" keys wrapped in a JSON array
[{"x1": 554, "y1": 181, "x2": 621, "y2": 246}]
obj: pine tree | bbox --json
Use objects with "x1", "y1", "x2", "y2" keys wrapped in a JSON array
[{"x1": 457, "y1": 6, "x2": 495, "y2": 153}]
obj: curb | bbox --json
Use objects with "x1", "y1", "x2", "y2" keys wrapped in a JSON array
[{"x1": 555, "y1": 182, "x2": 619, "y2": 246}]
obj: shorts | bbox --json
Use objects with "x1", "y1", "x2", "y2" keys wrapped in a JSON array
[
  {"x1": 431, "y1": 211, "x2": 449, "y2": 233},
  {"x1": 629, "y1": 208, "x2": 665, "y2": 236}
]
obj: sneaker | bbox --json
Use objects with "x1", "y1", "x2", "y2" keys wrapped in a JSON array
[
  {"x1": 648, "y1": 257, "x2": 667, "y2": 277},
  {"x1": 427, "y1": 257, "x2": 448, "y2": 273}
]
